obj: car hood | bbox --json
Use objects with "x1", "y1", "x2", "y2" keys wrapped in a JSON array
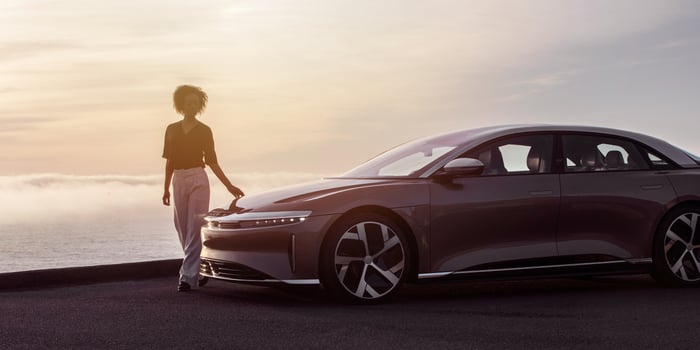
[{"x1": 216, "y1": 178, "x2": 407, "y2": 214}]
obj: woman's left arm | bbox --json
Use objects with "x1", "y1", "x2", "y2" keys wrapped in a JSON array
[
  {"x1": 205, "y1": 127, "x2": 244, "y2": 198},
  {"x1": 209, "y1": 163, "x2": 244, "y2": 198}
]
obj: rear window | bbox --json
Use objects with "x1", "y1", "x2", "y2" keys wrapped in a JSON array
[{"x1": 562, "y1": 134, "x2": 648, "y2": 172}]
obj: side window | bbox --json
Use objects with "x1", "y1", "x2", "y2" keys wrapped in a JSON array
[
  {"x1": 643, "y1": 148, "x2": 676, "y2": 170},
  {"x1": 647, "y1": 152, "x2": 668, "y2": 167},
  {"x1": 466, "y1": 134, "x2": 553, "y2": 175},
  {"x1": 563, "y1": 135, "x2": 649, "y2": 172}
]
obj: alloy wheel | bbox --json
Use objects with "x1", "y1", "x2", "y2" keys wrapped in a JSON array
[
  {"x1": 664, "y1": 212, "x2": 700, "y2": 282},
  {"x1": 333, "y1": 221, "x2": 406, "y2": 299}
]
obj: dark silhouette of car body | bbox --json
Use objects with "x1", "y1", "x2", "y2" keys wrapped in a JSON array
[{"x1": 200, "y1": 125, "x2": 700, "y2": 302}]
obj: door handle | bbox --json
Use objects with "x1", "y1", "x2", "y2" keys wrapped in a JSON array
[
  {"x1": 640, "y1": 185, "x2": 663, "y2": 191},
  {"x1": 529, "y1": 190, "x2": 553, "y2": 195}
]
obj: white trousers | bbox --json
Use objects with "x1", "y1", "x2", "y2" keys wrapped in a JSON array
[{"x1": 172, "y1": 167, "x2": 210, "y2": 287}]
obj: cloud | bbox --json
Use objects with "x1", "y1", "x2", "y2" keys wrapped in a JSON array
[
  {"x1": 2, "y1": 173, "x2": 162, "y2": 187},
  {"x1": 0, "y1": 171, "x2": 332, "y2": 272},
  {"x1": 0, "y1": 41, "x2": 80, "y2": 63},
  {"x1": 0, "y1": 116, "x2": 58, "y2": 133},
  {"x1": 654, "y1": 39, "x2": 693, "y2": 50},
  {"x1": 0, "y1": 172, "x2": 328, "y2": 225},
  {"x1": 0, "y1": 87, "x2": 20, "y2": 94},
  {"x1": 494, "y1": 71, "x2": 580, "y2": 103}
]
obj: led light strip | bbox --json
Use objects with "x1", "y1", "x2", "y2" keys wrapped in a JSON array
[{"x1": 206, "y1": 210, "x2": 312, "y2": 229}]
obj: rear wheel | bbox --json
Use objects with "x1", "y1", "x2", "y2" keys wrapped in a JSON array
[
  {"x1": 320, "y1": 213, "x2": 410, "y2": 303},
  {"x1": 652, "y1": 206, "x2": 700, "y2": 286}
]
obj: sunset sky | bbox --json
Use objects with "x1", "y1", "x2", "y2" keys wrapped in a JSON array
[{"x1": 1, "y1": 0, "x2": 699, "y2": 176}]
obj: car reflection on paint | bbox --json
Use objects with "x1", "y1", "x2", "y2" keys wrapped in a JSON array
[{"x1": 199, "y1": 125, "x2": 700, "y2": 302}]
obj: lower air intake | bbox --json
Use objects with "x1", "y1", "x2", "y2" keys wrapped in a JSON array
[{"x1": 200, "y1": 259, "x2": 272, "y2": 281}]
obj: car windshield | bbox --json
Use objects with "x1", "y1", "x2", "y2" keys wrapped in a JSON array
[
  {"x1": 341, "y1": 131, "x2": 471, "y2": 177},
  {"x1": 686, "y1": 152, "x2": 700, "y2": 165}
]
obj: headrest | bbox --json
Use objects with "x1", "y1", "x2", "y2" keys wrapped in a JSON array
[
  {"x1": 580, "y1": 152, "x2": 599, "y2": 168},
  {"x1": 527, "y1": 147, "x2": 547, "y2": 172},
  {"x1": 478, "y1": 150, "x2": 491, "y2": 165},
  {"x1": 605, "y1": 150, "x2": 624, "y2": 168}
]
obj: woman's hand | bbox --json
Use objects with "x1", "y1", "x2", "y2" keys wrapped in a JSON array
[
  {"x1": 162, "y1": 190, "x2": 171, "y2": 206},
  {"x1": 227, "y1": 185, "x2": 244, "y2": 199}
]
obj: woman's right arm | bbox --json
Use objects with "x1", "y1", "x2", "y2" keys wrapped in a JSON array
[{"x1": 162, "y1": 159, "x2": 173, "y2": 206}]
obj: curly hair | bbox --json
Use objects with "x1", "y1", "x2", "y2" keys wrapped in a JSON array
[{"x1": 172, "y1": 85, "x2": 208, "y2": 115}]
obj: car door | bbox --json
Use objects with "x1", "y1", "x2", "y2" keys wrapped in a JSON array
[
  {"x1": 429, "y1": 134, "x2": 560, "y2": 272},
  {"x1": 557, "y1": 133, "x2": 677, "y2": 259}
]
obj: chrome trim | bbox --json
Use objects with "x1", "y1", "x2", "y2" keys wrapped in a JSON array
[
  {"x1": 283, "y1": 279, "x2": 320, "y2": 285},
  {"x1": 201, "y1": 272, "x2": 320, "y2": 285},
  {"x1": 417, "y1": 272, "x2": 452, "y2": 279},
  {"x1": 417, "y1": 259, "x2": 652, "y2": 280},
  {"x1": 291, "y1": 233, "x2": 297, "y2": 273}
]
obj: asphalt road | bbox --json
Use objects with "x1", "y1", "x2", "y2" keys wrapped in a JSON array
[{"x1": 1, "y1": 275, "x2": 698, "y2": 349}]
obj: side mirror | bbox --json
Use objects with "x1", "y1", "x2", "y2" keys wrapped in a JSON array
[{"x1": 440, "y1": 158, "x2": 485, "y2": 177}]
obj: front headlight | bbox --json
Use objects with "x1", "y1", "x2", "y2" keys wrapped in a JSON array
[{"x1": 205, "y1": 211, "x2": 312, "y2": 229}]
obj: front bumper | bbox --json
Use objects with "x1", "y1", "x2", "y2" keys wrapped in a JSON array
[
  {"x1": 200, "y1": 214, "x2": 339, "y2": 285},
  {"x1": 200, "y1": 258, "x2": 319, "y2": 285}
]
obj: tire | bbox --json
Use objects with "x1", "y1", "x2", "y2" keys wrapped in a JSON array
[
  {"x1": 652, "y1": 205, "x2": 700, "y2": 286},
  {"x1": 320, "y1": 213, "x2": 410, "y2": 303}
]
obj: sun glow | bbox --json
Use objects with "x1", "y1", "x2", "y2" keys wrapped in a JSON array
[{"x1": 0, "y1": 0, "x2": 698, "y2": 176}]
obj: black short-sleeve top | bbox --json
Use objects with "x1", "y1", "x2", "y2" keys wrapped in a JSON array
[{"x1": 162, "y1": 121, "x2": 218, "y2": 169}]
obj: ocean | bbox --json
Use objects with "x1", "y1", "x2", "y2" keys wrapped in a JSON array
[{"x1": 0, "y1": 172, "x2": 325, "y2": 273}]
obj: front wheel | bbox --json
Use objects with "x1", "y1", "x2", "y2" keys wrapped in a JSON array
[
  {"x1": 320, "y1": 213, "x2": 410, "y2": 303},
  {"x1": 652, "y1": 206, "x2": 700, "y2": 286}
]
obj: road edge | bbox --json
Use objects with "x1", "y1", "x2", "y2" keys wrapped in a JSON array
[{"x1": 0, "y1": 259, "x2": 181, "y2": 290}]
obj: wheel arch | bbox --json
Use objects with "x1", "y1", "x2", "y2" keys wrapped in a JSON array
[
  {"x1": 666, "y1": 200, "x2": 700, "y2": 211},
  {"x1": 654, "y1": 200, "x2": 700, "y2": 251},
  {"x1": 319, "y1": 205, "x2": 421, "y2": 283},
  {"x1": 651, "y1": 200, "x2": 700, "y2": 285}
]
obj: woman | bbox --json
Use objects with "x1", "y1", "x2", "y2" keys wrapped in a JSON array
[{"x1": 162, "y1": 85, "x2": 244, "y2": 292}]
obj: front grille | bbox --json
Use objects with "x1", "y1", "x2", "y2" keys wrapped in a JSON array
[{"x1": 200, "y1": 259, "x2": 272, "y2": 281}]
